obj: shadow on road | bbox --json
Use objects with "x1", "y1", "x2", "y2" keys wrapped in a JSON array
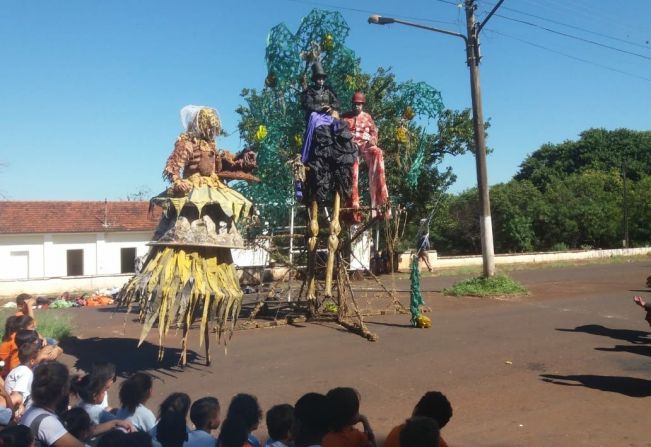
[
  {"x1": 540, "y1": 374, "x2": 651, "y2": 398},
  {"x1": 60, "y1": 336, "x2": 202, "y2": 379},
  {"x1": 595, "y1": 344, "x2": 651, "y2": 357},
  {"x1": 556, "y1": 324, "x2": 650, "y2": 344}
]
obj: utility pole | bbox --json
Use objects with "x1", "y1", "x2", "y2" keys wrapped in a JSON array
[
  {"x1": 369, "y1": 0, "x2": 502, "y2": 277},
  {"x1": 465, "y1": 0, "x2": 495, "y2": 277}
]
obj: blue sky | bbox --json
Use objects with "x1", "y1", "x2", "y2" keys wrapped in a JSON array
[{"x1": 1, "y1": 0, "x2": 650, "y2": 200}]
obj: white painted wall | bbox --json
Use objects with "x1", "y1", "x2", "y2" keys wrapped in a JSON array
[{"x1": 0, "y1": 231, "x2": 153, "y2": 280}]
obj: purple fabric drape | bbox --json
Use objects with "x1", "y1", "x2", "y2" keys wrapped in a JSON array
[{"x1": 301, "y1": 112, "x2": 334, "y2": 163}]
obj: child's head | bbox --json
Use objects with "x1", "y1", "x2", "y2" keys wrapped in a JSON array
[
  {"x1": 97, "y1": 429, "x2": 128, "y2": 447},
  {"x1": 91, "y1": 361, "x2": 116, "y2": 390},
  {"x1": 190, "y1": 396, "x2": 220, "y2": 432},
  {"x1": 18, "y1": 340, "x2": 40, "y2": 367},
  {"x1": 15, "y1": 316, "x2": 35, "y2": 331},
  {"x1": 399, "y1": 416, "x2": 439, "y2": 447},
  {"x1": 412, "y1": 391, "x2": 453, "y2": 429},
  {"x1": 292, "y1": 393, "x2": 330, "y2": 443},
  {"x1": 2, "y1": 316, "x2": 19, "y2": 341},
  {"x1": 0, "y1": 424, "x2": 35, "y2": 447},
  {"x1": 120, "y1": 372, "x2": 153, "y2": 413},
  {"x1": 226, "y1": 393, "x2": 262, "y2": 432},
  {"x1": 266, "y1": 404, "x2": 294, "y2": 443},
  {"x1": 15, "y1": 329, "x2": 39, "y2": 349},
  {"x1": 326, "y1": 387, "x2": 360, "y2": 431},
  {"x1": 62, "y1": 407, "x2": 92, "y2": 441},
  {"x1": 156, "y1": 392, "x2": 191, "y2": 447},
  {"x1": 219, "y1": 416, "x2": 249, "y2": 447},
  {"x1": 71, "y1": 372, "x2": 108, "y2": 405},
  {"x1": 15, "y1": 293, "x2": 33, "y2": 307},
  {"x1": 31, "y1": 361, "x2": 70, "y2": 409}
]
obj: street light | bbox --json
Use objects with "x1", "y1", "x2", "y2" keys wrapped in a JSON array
[{"x1": 369, "y1": 0, "x2": 503, "y2": 278}]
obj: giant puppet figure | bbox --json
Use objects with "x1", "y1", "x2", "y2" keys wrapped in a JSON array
[
  {"x1": 341, "y1": 92, "x2": 390, "y2": 220},
  {"x1": 299, "y1": 62, "x2": 356, "y2": 303},
  {"x1": 119, "y1": 105, "x2": 257, "y2": 365}
]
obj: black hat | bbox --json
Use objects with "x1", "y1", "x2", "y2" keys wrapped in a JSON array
[{"x1": 311, "y1": 61, "x2": 327, "y2": 80}]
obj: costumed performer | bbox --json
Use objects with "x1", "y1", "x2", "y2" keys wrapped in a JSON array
[
  {"x1": 119, "y1": 105, "x2": 256, "y2": 365},
  {"x1": 341, "y1": 92, "x2": 390, "y2": 221},
  {"x1": 299, "y1": 62, "x2": 356, "y2": 301}
]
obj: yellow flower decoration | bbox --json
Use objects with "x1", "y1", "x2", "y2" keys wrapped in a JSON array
[
  {"x1": 344, "y1": 74, "x2": 355, "y2": 89},
  {"x1": 255, "y1": 125, "x2": 268, "y2": 142},
  {"x1": 416, "y1": 314, "x2": 431, "y2": 328},
  {"x1": 395, "y1": 126, "x2": 410, "y2": 145},
  {"x1": 293, "y1": 133, "x2": 303, "y2": 148},
  {"x1": 322, "y1": 34, "x2": 335, "y2": 52},
  {"x1": 403, "y1": 106, "x2": 415, "y2": 121}
]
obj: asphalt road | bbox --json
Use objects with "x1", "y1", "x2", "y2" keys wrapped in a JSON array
[{"x1": 59, "y1": 259, "x2": 651, "y2": 447}]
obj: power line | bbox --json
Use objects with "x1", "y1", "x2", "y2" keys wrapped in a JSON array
[
  {"x1": 487, "y1": 28, "x2": 651, "y2": 83},
  {"x1": 494, "y1": 13, "x2": 651, "y2": 61},
  {"x1": 481, "y1": 1, "x2": 651, "y2": 50}
]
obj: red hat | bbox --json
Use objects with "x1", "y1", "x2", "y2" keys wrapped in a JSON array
[{"x1": 352, "y1": 92, "x2": 366, "y2": 104}]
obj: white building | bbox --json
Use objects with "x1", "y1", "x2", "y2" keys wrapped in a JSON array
[{"x1": 0, "y1": 201, "x2": 159, "y2": 296}]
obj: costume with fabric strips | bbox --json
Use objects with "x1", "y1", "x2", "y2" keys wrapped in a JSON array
[
  {"x1": 118, "y1": 105, "x2": 256, "y2": 365},
  {"x1": 341, "y1": 92, "x2": 390, "y2": 221}
]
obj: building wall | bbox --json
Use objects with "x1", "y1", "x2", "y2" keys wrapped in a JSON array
[{"x1": 0, "y1": 231, "x2": 153, "y2": 280}]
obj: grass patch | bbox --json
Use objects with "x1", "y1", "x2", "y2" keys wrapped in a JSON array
[
  {"x1": 34, "y1": 311, "x2": 73, "y2": 340},
  {"x1": 443, "y1": 274, "x2": 528, "y2": 297},
  {"x1": 0, "y1": 310, "x2": 73, "y2": 341}
]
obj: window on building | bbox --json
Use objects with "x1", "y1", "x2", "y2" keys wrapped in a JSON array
[
  {"x1": 8, "y1": 251, "x2": 29, "y2": 279},
  {"x1": 66, "y1": 249, "x2": 84, "y2": 276},
  {"x1": 120, "y1": 247, "x2": 137, "y2": 273}
]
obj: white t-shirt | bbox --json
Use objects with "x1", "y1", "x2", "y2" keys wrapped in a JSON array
[
  {"x1": 186, "y1": 429, "x2": 217, "y2": 447},
  {"x1": 5, "y1": 364, "x2": 33, "y2": 406},
  {"x1": 115, "y1": 404, "x2": 156, "y2": 432},
  {"x1": 21, "y1": 406, "x2": 68, "y2": 446}
]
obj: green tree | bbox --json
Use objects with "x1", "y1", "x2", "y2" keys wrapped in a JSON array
[
  {"x1": 538, "y1": 170, "x2": 622, "y2": 249},
  {"x1": 516, "y1": 128, "x2": 651, "y2": 191},
  {"x1": 490, "y1": 180, "x2": 543, "y2": 253}
]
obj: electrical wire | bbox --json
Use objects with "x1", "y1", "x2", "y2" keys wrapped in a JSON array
[
  {"x1": 487, "y1": 28, "x2": 651, "y2": 83},
  {"x1": 493, "y1": 13, "x2": 651, "y2": 61},
  {"x1": 481, "y1": 1, "x2": 651, "y2": 50}
]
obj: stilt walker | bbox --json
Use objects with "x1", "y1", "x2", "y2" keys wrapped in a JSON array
[{"x1": 118, "y1": 105, "x2": 258, "y2": 365}]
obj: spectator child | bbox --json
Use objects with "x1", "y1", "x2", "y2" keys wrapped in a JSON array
[
  {"x1": 116, "y1": 372, "x2": 156, "y2": 432},
  {"x1": 292, "y1": 393, "x2": 330, "y2": 447},
  {"x1": 5, "y1": 342, "x2": 40, "y2": 412},
  {"x1": 188, "y1": 396, "x2": 220, "y2": 446},
  {"x1": 322, "y1": 387, "x2": 375, "y2": 447},
  {"x1": 150, "y1": 392, "x2": 191, "y2": 447},
  {"x1": 71, "y1": 371, "x2": 117, "y2": 425},
  {"x1": 219, "y1": 417, "x2": 250, "y2": 447},
  {"x1": 14, "y1": 294, "x2": 35, "y2": 319},
  {"x1": 20, "y1": 361, "x2": 133, "y2": 447},
  {"x1": 0, "y1": 317, "x2": 20, "y2": 376},
  {"x1": 2, "y1": 328, "x2": 41, "y2": 378},
  {"x1": 89, "y1": 362, "x2": 117, "y2": 411},
  {"x1": 61, "y1": 407, "x2": 93, "y2": 443},
  {"x1": 399, "y1": 417, "x2": 439, "y2": 447},
  {"x1": 225, "y1": 394, "x2": 263, "y2": 447},
  {"x1": 264, "y1": 404, "x2": 294, "y2": 447},
  {"x1": 383, "y1": 391, "x2": 452, "y2": 447}
]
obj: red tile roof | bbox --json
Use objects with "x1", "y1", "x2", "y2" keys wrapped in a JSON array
[{"x1": 0, "y1": 201, "x2": 161, "y2": 234}]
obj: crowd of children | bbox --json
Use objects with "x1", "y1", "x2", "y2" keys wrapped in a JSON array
[{"x1": 0, "y1": 295, "x2": 454, "y2": 447}]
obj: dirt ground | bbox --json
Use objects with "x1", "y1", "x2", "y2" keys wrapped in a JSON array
[{"x1": 55, "y1": 259, "x2": 651, "y2": 447}]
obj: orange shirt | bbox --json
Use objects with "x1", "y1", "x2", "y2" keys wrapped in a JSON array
[
  {"x1": 0, "y1": 334, "x2": 18, "y2": 378},
  {"x1": 384, "y1": 423, "x2": 449, "y2": 447},
  {"x1": 322, "y1": 426, "x2": 368, "y2": 447}
]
